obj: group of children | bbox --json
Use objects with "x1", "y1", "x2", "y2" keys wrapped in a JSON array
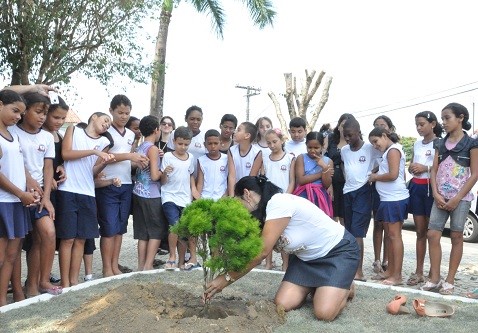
[{"x1": 0, "y1": 83, "x2": 476, "y2": 308}]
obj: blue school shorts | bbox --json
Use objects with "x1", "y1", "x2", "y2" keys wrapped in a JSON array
[
  {"x1": 96, "y1": 184, "x2": 133, "y2": 237},
  {"x1": 408, "y1": 180, "x2": 433, "y2": 217},
  {"x1": 375, "y1": 198, "x2": 409, "y2": 223},
  {"x1": 0, "y1": 202, "x2": 30, "y2": 239},
  {"x1": 162, "y1": 201, "x2": 184, "y2": 227},
  {"x1": 22, "y1": 206, "x2": 52, "y2": 252},
  {"x1": 343, "y1": 183, "x2": 372, "y2": 238},
  {"x1": 84, "y1": 238, "x2": 96, "y2": 255},
  {"x1": 55, "y1": 190, "x2": 99, "y2": 239}
]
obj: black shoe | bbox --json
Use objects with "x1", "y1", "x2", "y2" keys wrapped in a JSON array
[{"x1": 50, "y1": 274, "x2": 61, "y2": 283}]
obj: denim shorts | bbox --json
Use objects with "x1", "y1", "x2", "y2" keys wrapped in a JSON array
[
  {"x1": 428, "y1": 200, "x2": 471, "y2": 232},
  {"x1": 162, "y1": 201, "x2": 184, "y2": 226}
]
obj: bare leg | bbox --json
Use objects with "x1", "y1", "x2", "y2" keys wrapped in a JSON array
[
  {"x1": 187, "y1": 238, "x2": 198, "y2": 265},
  {"x1": 281, "y1": 252, "x2": 289, "y2": 271},
  {"x1": 83, "y1": 254, "x2": 93, "y2": 278},
  {"x1": 100, "y1": 236, "x2": 115, "y2": 277},
  {"x1": 427, "y1": 229, "x2": 442, "y2": 284},
  {"x1": 70, "y1": 238, "x2": 85, "y2": 286},
  {"x1": 445, "y1": 231, "x2": 464, "y2": 285},
  {"x1": 167, "y1": 233, "x2": 178, "y2": 263},
  {"x1": 274, "y1": 281, "x2": 311, "y2": 311},
  {"x1": 137, "y1": 240, "x2": 147, "y2": 271},
  {"x1": 383, "y1": 222, "x2": 403, "y2": 284},
  {"x1": 59, "y1": 238, "x2": 74, "y2": 288},
  {"x1": 0, "y1": 238, "x2": 22, "y2": 306},
  {"x1": 112, "y1": 235, "x2": 122, "y2": 275},
  {"x1": 413, "y1": 215, "x2": 429, "y2": 277},
  {"x1": 36, "y1": 216, "x2": 57, "y2": 291},
  {"x1": 354, "y1": 237, "x2": 365, "y2": 280},
  {"x1": 313, "y1": 286, "x2": 350, "y2": 321},
  {"x1": 144, "y1": 239, "x2": 161, "y2": 270},
  {"x1": 26, "y1": 232, "x2": 41, "y2": 296},
  {"x1": 373, "y1": 219, "x2": 383, "y2": 262},
  {"x1": 11, "y1": 251, "x2": 25, "y2": 302}
]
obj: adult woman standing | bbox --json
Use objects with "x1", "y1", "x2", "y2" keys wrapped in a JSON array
[
  {"x1": 157, "y1": 116, "x2": 175, "y2": 152},
  {"x1": 325, "y1": 113, "x2": 356, "y2": 225},
  {"x1": 204, "y1": 176, "x2": 359, "y2": 321}
]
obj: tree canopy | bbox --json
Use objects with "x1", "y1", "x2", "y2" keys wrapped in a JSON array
[{"x1": 0, "y1": 0, "x2": 157, "y2": 86}]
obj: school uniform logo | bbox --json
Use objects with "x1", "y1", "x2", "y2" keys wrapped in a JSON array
[
  {"x1": 220, "y1": 165, "x2": 226, "y2": 172},
  {"x1": 195, "y1": 142, "x2": 202, "y2": 148},
  {"x1": 94, "y1": 145, "x2": 101, "y2": 150},
  {"x1": 359, "y1": 156, "x2": 366, "y2": 163},
  {"x1": 425, "y1": 150, "x2": 432, "y2": 156},
  {"x1": 281, "y1": 165, "x2": 287, "y2": 171},
  {"x1": 246, "y1": 162, "x2": 252, "y2": 169},
  {"x1": 127, "y1": 139, "x2": 133, "y2": 145},
  {"x1": 37, "y1": 144, "x2": 46, "y2": 152}
]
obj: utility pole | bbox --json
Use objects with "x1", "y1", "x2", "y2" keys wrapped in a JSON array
[{"x1": 235, "y1": 84, "x2": 261, "y2": 121}]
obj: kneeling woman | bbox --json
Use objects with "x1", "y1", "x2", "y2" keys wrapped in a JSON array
[{"x1": 204, "y1": 175, "x2": 360, "y2": 321}]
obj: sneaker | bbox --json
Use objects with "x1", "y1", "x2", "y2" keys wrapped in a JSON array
[
  {"x1": 420, "y1": 280, "x2": 442, "y2": 292},
  {"x1": 84, "y1": 274, "x2": 94, "y2": 282}
]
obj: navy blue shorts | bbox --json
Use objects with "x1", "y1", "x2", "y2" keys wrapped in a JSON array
[
  {"x1": 0, "y1": 202, "x2": 30, "y2": 239},
  {"x1": 22, "y1": 207, "x2": 51, "y2": 252},
  {"x1": 408, "y1": 181, "x2": 433, "y2": 217},
  {"x1": 55, "y1": 191, "x2": 99, "y2": 239},
  {"x1": 162, "y1": 201, "x2": 184, "y2": 227},
  {"x1": 283, "y1": 231, "x2": 359, "y2": 289},
  {"x1": 343, "y1": 183, "x2": 372, "y2": 238},
  {"x1": 375, "y1": 198, "x2": 409, "y2": 223},
  {"x1": 96, "y1": 184, "x2": 133, "y2": 237},
  {"x1": 84, "y1": 238, "x2": 96, "y2": 255}
]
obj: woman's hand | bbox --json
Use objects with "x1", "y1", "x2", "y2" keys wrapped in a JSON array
[
  {"x1": 203, "y1": 275, "x2": 229, "y2": 302},
  {"x1": 433, "y1": 193, "x2": 447, "y2": 209},
  {"x1": 408, "y1": 162, "x2": 427, "y2": 175},
  {"x1": 56, "y1": 165, "x2": 67, "y2": 184}
]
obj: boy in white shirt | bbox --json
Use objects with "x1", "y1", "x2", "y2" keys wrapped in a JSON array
[
  {"x1": 161, "y1": 126, "x2": 200, "y2": 271},
  {"x1": 196, "y1": 129, "x2": 228, "y2": 200},
  {"x1": 284, "y1": 117, "x2": 308, "y2": 157}
]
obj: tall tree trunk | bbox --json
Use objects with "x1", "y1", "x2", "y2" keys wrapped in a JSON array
[{"x1": 150, "y1": 5, "x2": 172, "y2": 118}]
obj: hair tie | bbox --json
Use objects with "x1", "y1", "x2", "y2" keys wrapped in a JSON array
[
  {"x1": 273, "y1": 128, "x2": 282, "y2": 136},
  {"x1": 256, "y1": 174, "x2": 268, "y2": 185}
]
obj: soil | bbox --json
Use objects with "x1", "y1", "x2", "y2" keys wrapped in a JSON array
[{"x1": 57, "y1": 281, "x2": 282, "y2": 333}]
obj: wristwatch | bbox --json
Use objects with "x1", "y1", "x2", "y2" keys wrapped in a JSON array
[{"x1": 224, "y1": 272, "x2": 235, "y2": 282}]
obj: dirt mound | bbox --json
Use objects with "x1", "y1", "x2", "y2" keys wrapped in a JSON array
[{"x1": 58, "y1": 281, "x2": 283, "y2": 333}]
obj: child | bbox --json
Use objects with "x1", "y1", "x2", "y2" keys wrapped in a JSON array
[
  {"x1": 371, "y1": 115, "x2": 397, "y2": 273},
  {"x1": 254, "y1": 116, "x2": 273, "y2": 158},
  {"x1": 421, "y1": 103, "x2": 478, "y2": 295},
  {"x1": 0, "y1": 90, "x2": 39, "y2": 306},
  {"x1": 95, "y1": 95, "x2": 149, "y2": 277},
  {"x1": 284, "y1": 117, "x2": 308, "y2": 157},
  {"x1": 196, "y1": 129, "x2": 229, "y2": 200},
  {"x1": 125, "y1": 116, "x2": 141, "y2": 151},
  {"x1": 11, "y1": 92, "x2": 61, "y2": 297},
  {"x1": 227, "y1": 122, "x2": 262, "y2": 196},
  {"x1": 293, "y1": 131, "x2": 333, "y2": 217},
  {"x1": 218, "y1": 114, "x2": 237, "y2": 154},
  {"x1": 368, "y1": 127, "x2": 409, "y2": 286},
  {"x1": 161, "y1": 126, "x2": 200, "y2": 271},
  {"x1": 263, "y1": 128, "x2": 295, "y2": 270},
  {"x1": 56, "y1": 112, "x2": 114, "y2": 288},
  {"x1": 341, "y1": 118, "x2": 380, "y2": 281},
  {"x1": 132, "y1": 115, "x2": 167, "y2": 271},
  {"x1": 406, "y1": 111, "x2": 443, "y2": 286}
]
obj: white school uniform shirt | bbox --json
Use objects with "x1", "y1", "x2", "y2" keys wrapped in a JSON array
[
  {"x1": 10, "y1": 125, "x2": 55, "y2": 187},
  {"x1": 101, "y1": 126, "x2": 135, "y2": 184},
  {"x1": 229, "y1": 144, "x2": 261, "y2": 182},
  {"x1": 263, "y1": 152, "x2": 295, "y2": 193},
  {"x1": 161, "y1": 152, "x2": 194, "y2": 207},
  {"x1": 197, "y1": 153, "x2": 228, "y2": 200},
  {"x1": 58, "y1": 127, "x2": 111, "y2": 197},
  {"x1": 253, "y1": 142, "x2": 271, "y2": 161},
  {"x1": 412, "y1": 139, "x2": 435, "y2": 179},
  {"x1": 376, "y1": 143, "x2": 409, "y2": 201},
  {"x1": 167, "y1": 129, "x2": 206, "y2": 177},
  {"x1": 284, "y1": 139, "x2": 307, "y2": 157},
  {"x1": 0, "y1": 131, "x2": 26, "y2": 202},
  {"x1": 266, "y1": 193, "x2": 344, "y2": 261},
  {"x1": 341, "y1": 142, "x2": 380, "y2": 194}
]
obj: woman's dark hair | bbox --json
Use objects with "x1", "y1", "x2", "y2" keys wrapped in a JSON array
[
  {"x1": 85, "y1": 112, "x2": 114, "y2": 148},
  {"x1": 305, "y1": 131, "x2": 325, "y2": 146},
  {"x1": 174, "y1": 126, "x2": 193, "y2": 140},
  {"x1": 220, "y1": 113, "x2": 238, "y2": 128},
  {"x1": 185, "y1": 105, "x2": 203, "y2": 120},
  {"x1": 332, "y1": 113, "x2": 355, "y2": 144},
  {"x1": 415, "y1": 111, "x2": 443, "y2": 138},
  {"x1": 368, "y1": 127, "x2": 400, "y2": 143},
  {"x1": 125, "y1": 116, "x2": 139, "y2": 129},
  {"x1": 22, "y1": 92, "x2": 50, "y2": 109},
  {"x1": 234, "y1": 175, "x2": 282, "y2": 225},
  {"x1": 0, "y1": 89, "x2": 25, "y2": 105},
  {"x1": 204, "y1": 129, "x2": 220, "y2": 140},
  {"x1": 442, "y1": 103, "x2": 472, "y2": 131},
  {"x1": 139, "y1": 115, "x2": 159, "y2": 137},
  {"x1": 373, "y1": 115, "x2": 396, "y2": 133},
  {"x1": 160, "y1": 116, "x2": 176, "y2": 129}
]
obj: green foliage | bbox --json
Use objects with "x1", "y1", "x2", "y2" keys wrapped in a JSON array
[
  {"x1": 171, "y1": 197, "x2": 263, "y2": 275},
  {"x1": 400, "y1": 136, "x2": 417, "y2": 162},
  {"x1": 0, "y1": 0, "x2": 160, "y2": 85}
]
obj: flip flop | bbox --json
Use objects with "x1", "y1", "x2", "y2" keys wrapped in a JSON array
[
  {"x1": 164, "y1": 260, "x2": 177, "y2": 271},
  {"x1": 386, "y1": 295, "x2": 410, "y2": 315},
  {"x1": 466, "y1": 288, "x2": 478, "y2": 299},
  {"x1": 406, "y1": 273, "x2": 425, "y2": 286},
  {"x1": 39, "y1": 286, "x2": 63, "y2": 296},
  {"x1": 413, "y1": 299, "x2": 455, "y2": 317}
]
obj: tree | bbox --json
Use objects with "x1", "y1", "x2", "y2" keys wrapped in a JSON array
[
  {"x1": 171, "y1": 197, "x2": 262, "y2": 311},
  {"x1": 150, "y1": 0, "x2": 276, "y2": 118},
  {"x1": 268, "y1": 70, "x2": 333, "y2": 134},
  {"x1": 0, "y1": 0, "x2": 157, "y2": 86},
  {"x1": 400, "y1": 136, "x2": 416, "y2": 162}
]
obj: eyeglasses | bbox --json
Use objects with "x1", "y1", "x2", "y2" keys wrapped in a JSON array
[
  {"x1": 161, "y1": 122, "x2": 173, "y2": 127},
  {"x1": 221, "y1": 124, "x2": 235, "y2": 132}
]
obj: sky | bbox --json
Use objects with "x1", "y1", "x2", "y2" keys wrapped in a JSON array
[{"x1": 3, "y1": 0, "x2": 478, "y2": 138}]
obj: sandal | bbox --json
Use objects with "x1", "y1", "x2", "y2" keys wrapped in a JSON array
[
  {"x1": 420, "y1": 280, "x2": 442, "y2": 292},
  {"x1": 406, "y1": 273, "x2": 425, "y2": 286},
  {"x1": 439, "y1": 281, "x2": 454, "y2": 295},
  {"x1": 182, "y1": 262, "x2": 201, "y2": 271},
  {"x1": 466, "y1": 288, "x2": 478, "y2": 299},
  {"x1": 413, "y1": 299, "x2": 455, "y2": 317},
  {"x1": 372, "y1": 260, "x2": 383, "y2": 274},
  {"x1": 164, "y1": 260, "x2": 177, "y2": 271},
  {"x1": 386, "y1": 294, "x2": 410, "y2": 315}
]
